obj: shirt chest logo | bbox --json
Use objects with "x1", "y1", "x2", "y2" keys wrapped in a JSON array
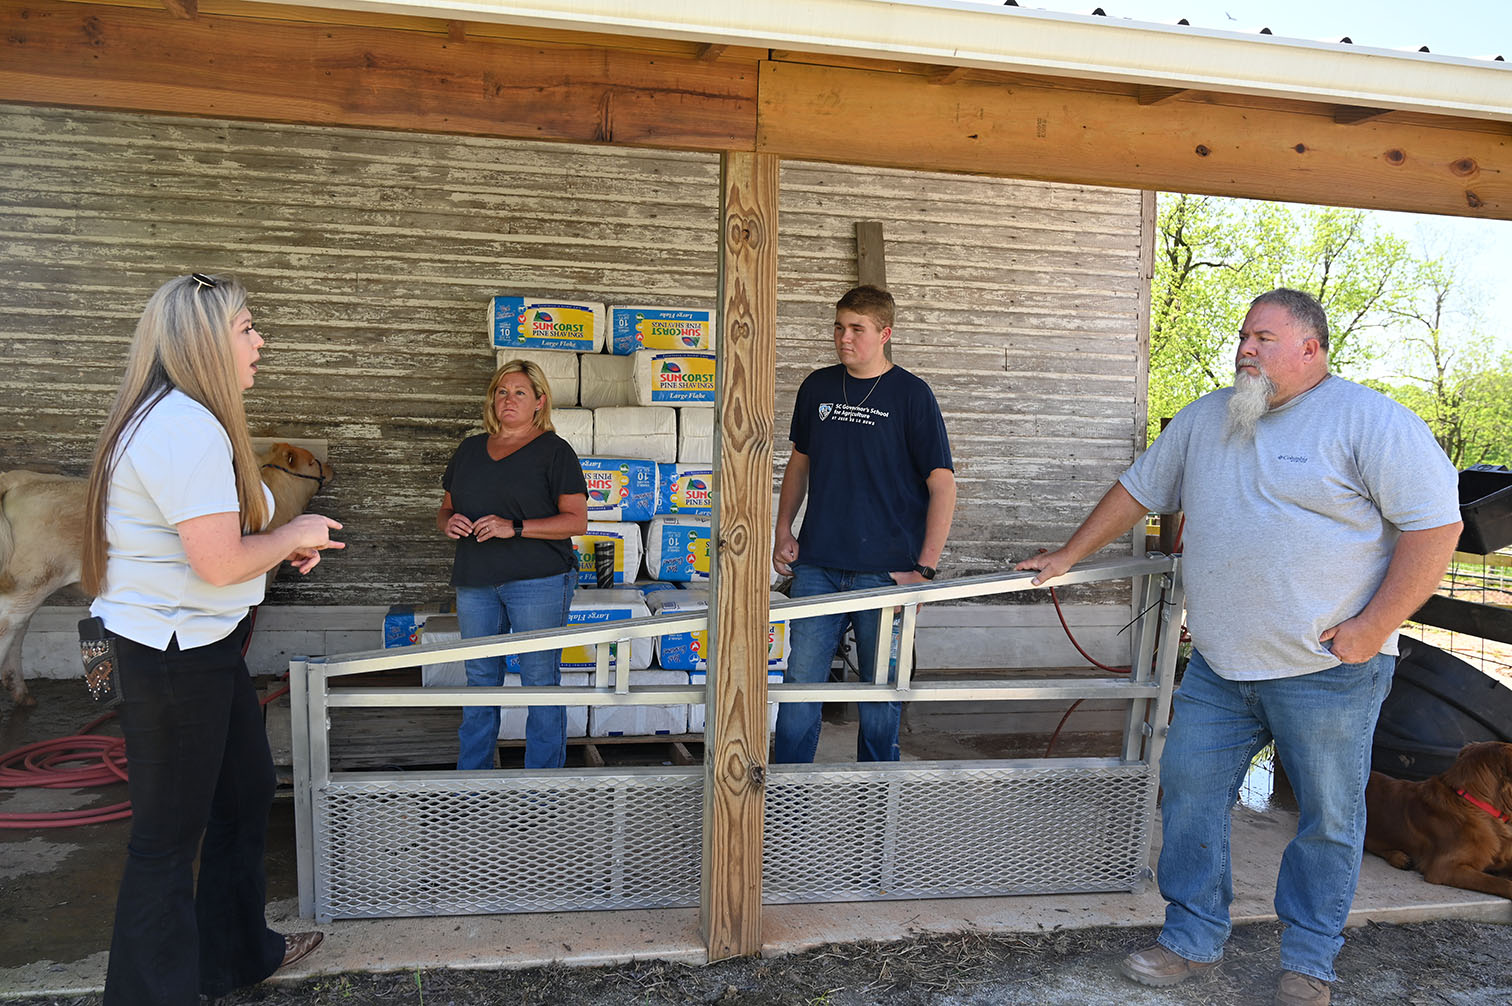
[{"x1": 818, "y1": 403, "x2": 833, "y2": 421}]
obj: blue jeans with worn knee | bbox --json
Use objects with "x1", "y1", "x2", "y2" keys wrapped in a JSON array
[
  {"x1": 772, "y1": 563, "x2": 901, "y2": 764},
  {"x1": 1154, "y1": 647, "x2": 1394, "y2": 982},
  {"x1": 455, "y1": 571, "x2": 576, "y2": 770}
]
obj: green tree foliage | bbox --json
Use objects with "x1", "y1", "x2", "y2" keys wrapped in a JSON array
[
  {"x1": 1361, "y1": 257, "x2": 1512, "y2": 467},
  {"x1": 1149, "y1": 194, "x2": 1415, "y2": 441}
]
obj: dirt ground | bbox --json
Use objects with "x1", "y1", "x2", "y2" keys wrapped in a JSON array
[{"x1": 5, "y1": 918, "x2": 1512, "y2": 1005}]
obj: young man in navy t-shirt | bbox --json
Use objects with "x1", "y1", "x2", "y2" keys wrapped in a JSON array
[{"x1": 771, "y1": 285, "x2": 956, "y2": 762}]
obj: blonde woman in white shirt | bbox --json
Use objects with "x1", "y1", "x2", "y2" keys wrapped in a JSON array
[{"x1": 81, "y1": 273, "x2": 342, "y2": 1006}]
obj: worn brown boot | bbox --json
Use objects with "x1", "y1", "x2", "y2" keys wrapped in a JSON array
[
  {"x1": 1275, "y1": 970, "x2": 1331, "y2": 1005},
  {"x1": 1118, "y1": 944, "x2": 1220, "y2": 987},
  {"x1": 279, "y1": 930, "x2": 324, "y2": 970}
]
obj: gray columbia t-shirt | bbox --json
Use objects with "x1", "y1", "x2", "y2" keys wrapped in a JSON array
[{"x1": 1120, "y1": 375, "x2": 1460, "y2": 680}]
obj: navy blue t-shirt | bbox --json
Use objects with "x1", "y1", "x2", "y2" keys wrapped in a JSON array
[
  {"x1": 442, "y1": 431, "x2": 588, "y2": 587},
  {"x1": 789, "y1": 364, "x2": 953, "y2": 572}
]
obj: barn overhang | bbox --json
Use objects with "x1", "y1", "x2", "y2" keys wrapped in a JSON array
[{"x1": 2, "y1": 0, "x2": 1509, "y2": 218}]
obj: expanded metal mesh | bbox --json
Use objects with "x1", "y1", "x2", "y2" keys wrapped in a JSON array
[
  {"x1": 763, "y1": 761, "x2": 1155, "y2": 903},
  {"x1": 312, "y1": 760, "x2": 1155, "y2": 918},
  {"x1": 314, "y1": 770, "x2": 704, "y2": 920}
]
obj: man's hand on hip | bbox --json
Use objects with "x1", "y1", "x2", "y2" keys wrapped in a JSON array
[{"x1": 1319, "y1": 616, "x2": 1390, "y2": 665}]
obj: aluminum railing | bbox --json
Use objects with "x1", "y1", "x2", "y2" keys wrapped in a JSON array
[{"x1": 291, "y1": 554, "x2": 1183, "y2": 921}]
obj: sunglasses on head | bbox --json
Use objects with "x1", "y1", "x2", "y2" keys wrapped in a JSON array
[{"x1": 189, "y1": 273, "x2": 218, "y2": 291}]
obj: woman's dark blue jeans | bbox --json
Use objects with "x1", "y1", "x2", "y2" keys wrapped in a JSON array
[
  {"x1": 103, "y1": 626, "x2": 285, "y2": 1005},
  {"x1": 455, "y1": 571, "x2": 577, "y2": 770}
]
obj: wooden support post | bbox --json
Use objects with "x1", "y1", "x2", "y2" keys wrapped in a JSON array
[
  {"x1": 854, "y1": 221, "x2": 887, "y2": 289},
  {"x1": 854, "y1": 221, "x2": 889, "y2": 360},
  {"x1": 702, "y1": 150, "x2": 778, "y2": 961}
]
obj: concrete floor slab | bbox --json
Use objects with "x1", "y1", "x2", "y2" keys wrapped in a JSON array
[{"x1": 3, "y1": 690, "x2": 1508, "y2": 1000}]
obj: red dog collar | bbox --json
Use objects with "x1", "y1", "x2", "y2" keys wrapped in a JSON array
[{"x1": 1456, "y1": 788, "x2": 1512, "y2": 824}]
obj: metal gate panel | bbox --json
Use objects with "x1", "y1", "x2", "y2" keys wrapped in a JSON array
[
  {"x1": 294, "y1": 559, "x2": 1183, "y2": 922},
  {"x1": 313, "y1": 768, "x2": 704, "y2": 921},
  {"x1": 763, "y1": 760, "x2": 1154, "y2": 903}
]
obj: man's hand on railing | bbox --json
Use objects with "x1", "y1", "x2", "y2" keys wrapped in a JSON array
[{"x1": 1015, "y1": 548, "x2": 1075, "y2": 587}]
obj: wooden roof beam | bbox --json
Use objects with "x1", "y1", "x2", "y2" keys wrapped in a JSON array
[
  {"x1": 0, "y1": 0, "x2": 758, "y2": 153},
  {"x1": 756, "y1": 60, "x2": 1512, "y2": 220}
]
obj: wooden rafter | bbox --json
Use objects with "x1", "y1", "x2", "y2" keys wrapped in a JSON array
[
  {"x1": 927, "y1": 65, "x2": 969, "y2": 85},
  {"x1": 1136, "y1": 85, "x2": 1186, "y2": 105},
  {"x1": 1333, "y1": 105, "x2": 1392, "y2": 125}
]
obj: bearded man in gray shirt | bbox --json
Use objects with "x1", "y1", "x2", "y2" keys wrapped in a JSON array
[{"x1": 1017, "y1": 288, "x2": 1462, "y2": 1006}]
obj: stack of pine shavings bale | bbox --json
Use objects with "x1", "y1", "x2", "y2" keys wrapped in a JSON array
[{"x1": 486, "y1": 296, "x2": 719, "y2": 740}]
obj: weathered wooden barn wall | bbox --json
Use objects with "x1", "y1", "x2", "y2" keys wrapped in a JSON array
[
  {"x1": 0, "y1": 106, "x2": 1145, "y2": 624},
  {"x1": 0, "y1": 106, "x2": 721, "y2": 605},
  {"x1": 772, "y1": 162, "x2": 1147, "y2": 606}
]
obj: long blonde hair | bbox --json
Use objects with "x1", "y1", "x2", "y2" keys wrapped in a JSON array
[{"x1": 82, "y1": 274, "x2": 268, "y2": 594}]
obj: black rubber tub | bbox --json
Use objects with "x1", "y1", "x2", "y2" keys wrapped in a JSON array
[
  {"x1": 1457, "y1": 465, "x2": 1512, "y2": 555},
  {"x1": 1371, "y1": 635, "x2": 1512, "y2": 780}
]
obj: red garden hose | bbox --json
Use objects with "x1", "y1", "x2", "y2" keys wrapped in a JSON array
[
  {"x1": 0, "y1": 608, "x2": 282, "y2": 829},
  {"x1": 1041, "y1": 523, "x2": 1185, "y2": 757}
]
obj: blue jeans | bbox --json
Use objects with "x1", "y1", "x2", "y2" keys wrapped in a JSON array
[
  {"x1": 455, "y1": 571, "x2": 576, "y2": 770},
  {"x1": 105, "y1": 623, "x2": 285, "y2": 1005},
  {"x1": 772, "y1": 564, "x2": 901, "y2": 763},
  {"x1": 1155, "y1": 647, "x2": 1395, "y2": 982}
]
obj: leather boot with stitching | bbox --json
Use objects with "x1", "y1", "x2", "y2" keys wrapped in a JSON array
[
  {"x1": 1275, "y1": 969, "x2": 1331, "y2": 1005},
  {"x1": 279, "y1": 930, "x2": 324, "y2": 971},
  {"x1": 1117, "y1": 943, "x2": 1220, "y2": 987}
]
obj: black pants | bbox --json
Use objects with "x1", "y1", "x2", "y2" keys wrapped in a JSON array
[{"x1": 103, "y1": 624, "x2": 285, "y2": 1005}]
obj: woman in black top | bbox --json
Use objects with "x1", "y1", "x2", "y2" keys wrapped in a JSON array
[{"x1": 437, "y1": 359, "x2": 588, "y2": 769}]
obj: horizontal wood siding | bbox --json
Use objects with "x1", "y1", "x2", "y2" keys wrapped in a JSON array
[
  {"x1": 0, "y1": 107, "x2": 721, "y2": 604},
  {"x1": 775, "y1": 162, "x2": 1145, "y2": 601},
  {"x1": 0, "y1": 107, "x2": 1144, "y2": 609}
]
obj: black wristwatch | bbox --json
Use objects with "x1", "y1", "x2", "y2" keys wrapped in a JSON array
[
  {"x1": 512, "y1": 518, "x2": 525, "y2": 536},
  {"x1": 913, "y1": 563, "x2": 937, "y2": 580}
]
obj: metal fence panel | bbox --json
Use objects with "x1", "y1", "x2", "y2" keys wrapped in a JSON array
[
  {"x1": 763, "y1": 760, "x2": 1154, "y2": 903},
  {"x1": 314, "y1": 769, "x2": 704, "y2": 920},
  {"x1": 294, "y1": 559, "x2": 1182, "y2": 922}
]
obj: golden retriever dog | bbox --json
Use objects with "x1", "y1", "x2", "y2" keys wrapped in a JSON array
[
  {"x1": 0, "y1": 443, "x2": 332, "y2": 706},
  {"x1": 1365, "y1": 741, "x2": 1512, "y2": 899}
]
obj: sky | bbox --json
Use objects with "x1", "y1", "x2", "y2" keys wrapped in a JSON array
[{"x1": 958, "y1": 0, "x2": 1512, "y2": 367}]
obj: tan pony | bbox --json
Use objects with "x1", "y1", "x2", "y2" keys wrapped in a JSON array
[{"x1": 0, "y1": 442, "x2": 332, "y2": 706}]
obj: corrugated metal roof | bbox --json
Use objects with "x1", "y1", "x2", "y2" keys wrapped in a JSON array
[{"x1": 997, "y1": 1, "x2": 1504, "y2": 63}]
